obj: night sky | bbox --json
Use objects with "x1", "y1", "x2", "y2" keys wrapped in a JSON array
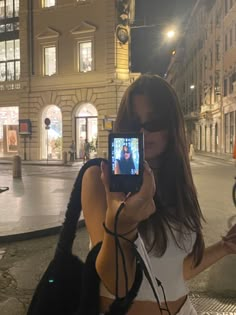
[{"x1": 131, "y1": 0, "x2": 197, "y2": 76}]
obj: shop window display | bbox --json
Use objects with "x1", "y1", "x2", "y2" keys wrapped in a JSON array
[{"x1": 0, "y1": 106, "x2": 19, "y2": 157}]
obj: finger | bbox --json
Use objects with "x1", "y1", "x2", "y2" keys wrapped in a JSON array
[
  {"x1": 100, "y1": 161, "x2": 125, "y2": 201},
  {"x1": 223, "y1": 234, "x2": 236, "y2": 241},
  {"x1": 139, "y1": 162, "x2": 156, "y2": 197},
  {"x1": 223, "y1": 232, "x2": 236, "y2": 238},
  {"x1": 142, "y1": 199, "x2": 156, "y2": 217}
]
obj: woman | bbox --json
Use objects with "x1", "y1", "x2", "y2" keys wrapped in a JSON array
[
  {"x1": 114, "y1": 145, "x2": 136, "y2": 175},
  {"x1": 82, "y1": 74, "x2": 236, "y2": 315}
]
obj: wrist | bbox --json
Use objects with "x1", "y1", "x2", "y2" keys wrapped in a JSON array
[{"x1": 105, "y1": 214, "x2": 138, "y2": 241}]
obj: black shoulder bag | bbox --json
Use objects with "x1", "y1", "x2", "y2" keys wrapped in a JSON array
[{"x1": 27, "y1": 158, "x2": 143, "y2": 315}]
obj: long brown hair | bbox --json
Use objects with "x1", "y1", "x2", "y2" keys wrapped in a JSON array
[{"x1": 114, "y1": 74, "x2": 205, "y2": 266}]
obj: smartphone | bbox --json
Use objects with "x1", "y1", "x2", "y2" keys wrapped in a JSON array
[{"x1": 108, "y1": 133, "x2": 144, "y2": 193}]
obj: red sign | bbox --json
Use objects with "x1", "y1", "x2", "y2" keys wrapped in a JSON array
[{"x1": 19, "y1": 119, "x2": 32, "y2": 135}]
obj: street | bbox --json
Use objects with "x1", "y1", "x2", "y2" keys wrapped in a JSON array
[{"x1": 0, "y1": 155, "x2": 235, "y2": 314}]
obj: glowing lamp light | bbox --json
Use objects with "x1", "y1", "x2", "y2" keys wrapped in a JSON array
[
  {"x1": 166, "y1": 30, "x2": 175, "y2": 39},
  {"x1": 190, "y1": 85, "x2": 195, "y2": 90}
]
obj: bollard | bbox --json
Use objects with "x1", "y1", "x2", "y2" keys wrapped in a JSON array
[
  {"x1": 63, "y1": 151, "x2": 68, "y2": 165},
  {"x1": 13, "y1": 155, "x2": 22, "y2": 178}
]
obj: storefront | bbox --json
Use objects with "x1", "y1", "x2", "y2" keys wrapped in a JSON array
[{"x1": 0, "y1": 106, "x2": 19, "y2": 158}]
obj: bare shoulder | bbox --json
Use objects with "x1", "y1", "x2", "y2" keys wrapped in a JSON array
[{"x1": 81, "y1": 165, "x2": 107, "y2": 246}]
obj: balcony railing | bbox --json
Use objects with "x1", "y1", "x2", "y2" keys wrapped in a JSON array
[{"x1": 0, "y1": 81, "x2": 21, "y2": 91}]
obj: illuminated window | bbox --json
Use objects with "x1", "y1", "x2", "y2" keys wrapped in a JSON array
[
  {"x1": 0, "y1": 39, "x2": 20, "y2": 81},
  {"x1": 14, "y1": 0, "x2": 18, "y2": 16},
  {"x1": 0, "y1": 1, "x2": 4, "y2": 19},
  {"x1": 6, "y1": 0, "x2": 13, "y2": 17},
  {"x1": 0, "y1": 0, "x2": 19, "y2": 19},
  {"x1": 42, "y1": 0, "x2": 55, "y2": 8},
  {"x1": 78, "y1": 41, "x2": 93, "y2": 72},
  {"x1": 44, "y1": 46, "x2": 56, "y2": 76}
]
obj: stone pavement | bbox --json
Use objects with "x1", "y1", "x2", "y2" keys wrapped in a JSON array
[{"x1": 0, "y1": 162, "x2": 84, "y2": 241}]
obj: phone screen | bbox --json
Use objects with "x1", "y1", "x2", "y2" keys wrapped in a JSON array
[
  {"x1": 111, "y1": 137, "x2": 140, "y2": 175},
  {"x1": 109, "y1": 133, "x2": 144, "y2": 193}
]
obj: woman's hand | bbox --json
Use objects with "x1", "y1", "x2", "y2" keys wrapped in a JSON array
[
  {"x1": 101, "y1": 161, "x2": 156, "y2": 234},
  {"x1": 222, "y1": 223, "x2": 236, "y2": 255}
]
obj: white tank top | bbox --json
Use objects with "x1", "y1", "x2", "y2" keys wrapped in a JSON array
[{"x1": 100, "y1": 228, "x2": 196, "y2": 302}]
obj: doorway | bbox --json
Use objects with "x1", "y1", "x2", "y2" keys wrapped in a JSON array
[
  {"x1": 75, "y1": 103, "x2": 97, "y2": 159},
  {"x1": 41, "y1": 105, "x2": 62, "y2": 160}
]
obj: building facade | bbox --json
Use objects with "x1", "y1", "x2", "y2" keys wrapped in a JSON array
[
  {"x1": 0, "y1": 0, "x2": 137, "y2": 161},
  {"x1": 166, "y1": 0, "x2": 236, "y2": 155}
]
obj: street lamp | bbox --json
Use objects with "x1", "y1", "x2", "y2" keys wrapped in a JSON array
[{"x1": 166, "y1": 30, "x2": 176, "y2": 39}]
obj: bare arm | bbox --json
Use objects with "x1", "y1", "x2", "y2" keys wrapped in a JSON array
[
  {"x1": 82, "y1": 166, "x2": 107, "y2": 245},
  {"x1": 81, "y1": 165, "x2": 138, "y2": 297},
  {"x1": 183, "y1": 241, "x2": 228, "y2": 280},
  {"x1": 82, "y1": 162, "x2": 156, "y2": 297},
  {"x1": 184, "y1": 224, "x2": 236, "y2": 280}
]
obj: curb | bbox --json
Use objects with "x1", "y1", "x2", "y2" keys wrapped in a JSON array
[{"x1": 0, "y1": 220, "x2": 85, "y2": 243}]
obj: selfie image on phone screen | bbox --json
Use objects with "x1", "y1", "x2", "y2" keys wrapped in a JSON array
[
  {"x1": 111, "y1": 138, "x2": 139, "y2": 175},
  {"x1": 109, "y1": 133, "x2": 144, "y2": 193}
]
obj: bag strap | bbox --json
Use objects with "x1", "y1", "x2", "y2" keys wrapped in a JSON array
[{"x1": 55, "y1": 158, "x2": 107, "y2": 257}]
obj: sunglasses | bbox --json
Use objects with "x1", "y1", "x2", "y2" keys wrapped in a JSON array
[{"x1": 131, "y1": 119, "x2": 168, "y2": 132}]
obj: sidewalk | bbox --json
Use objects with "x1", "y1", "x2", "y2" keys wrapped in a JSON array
[
  {"x1": 0, "y1": 163, "x2": 84, "y2": 243},
  {"x1": 195, "y1": 151, "x2": 234, "y2": 161}
]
